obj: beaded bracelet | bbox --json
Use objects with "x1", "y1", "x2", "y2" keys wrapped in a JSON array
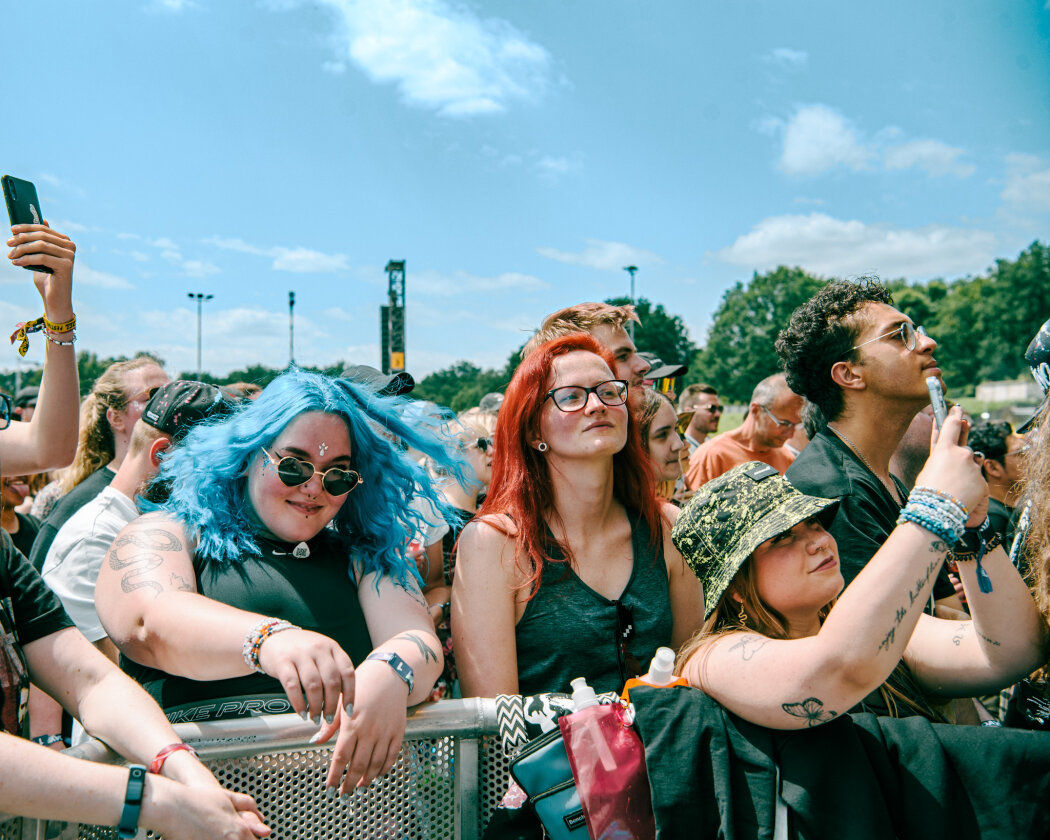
[
  {"x1": 45, "y1": 331, "x2": 76, "y2": 348},
  {"x1": 898, "y1": 488, "x2": 968, "y2": 546},
  {"x1": 242, "y1": 617, "x2": 300, "y2": 674},
  {"x1": 9, "y1": 313, "x2": 76, "y2": 357},
  {"x1": 912, "y1": 485, "x2": 968, "y2": 515}
]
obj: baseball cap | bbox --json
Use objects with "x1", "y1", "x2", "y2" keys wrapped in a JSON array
[
  {"x1": 639, "y1": 352, "x2": 689, "y2": 381},
  {"x1": 1018, "y1": 317, "x2": 1050, "y2": 434},
  {"x1": 341, "y1": 364, "x2": 415, "y2": 397},
  {"x1": 672, "y1": 461, "x2": 839, "y2": 618},
  {"x1": 142, "y1": 381, "x2": 236, "y2": 441}
]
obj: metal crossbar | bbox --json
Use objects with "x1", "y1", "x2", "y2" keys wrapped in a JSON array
[{"x1": 2, "y1": 699, "x2": 510, "y2": 840}]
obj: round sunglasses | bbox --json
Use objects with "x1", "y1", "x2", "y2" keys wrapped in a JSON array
[{"x1": 260, "y1": 448, "x2": 363, "y2": 496}]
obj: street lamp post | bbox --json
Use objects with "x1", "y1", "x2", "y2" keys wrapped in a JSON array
[
  {"x1": 288, "y1": 291, "x2": 296, "y2": 367},
  {"x1": 623, "y1": 265, "x2": 638, "y2": 339},
  {"x1": 187, "y1": 292, "x2": 214, "y2": 379}
]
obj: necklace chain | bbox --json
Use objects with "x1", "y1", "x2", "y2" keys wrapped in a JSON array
[{"x1": 827, "y1": 425, "x2": 904, "y2": 505}]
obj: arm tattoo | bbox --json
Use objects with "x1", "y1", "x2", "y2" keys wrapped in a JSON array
[
  {"x1": 877, "y1": 558, "x2": 940, "y2": 653},
  {"x1": 782, "y1": 697, "x2": 837, "y2": 727},
  {"x1": 393, "y1": 632, "x2": 437, "y2": 664},
  {"x1": 727, "y1": 634, "x2": 768, "y2": 661},
  {"x1": 169, "y1": 572, "x2": 195, "y2": 592},
  {"x1": 977, "y1": 629, "x2": 1001, "y2": 647},
  {"x1": 951, "y1": 623, "x2": 968, "y2": 646},
  {"x1": 392, "y1": 577, "x2": 429, "y2": 609},
  {"x1": 106, "y1": 528, "x2": 185, "y2": 597}
]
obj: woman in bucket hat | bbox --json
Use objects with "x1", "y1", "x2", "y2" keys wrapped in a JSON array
[{"x1": 673, "y1": 407, "x2": 1046, "y2": 727}]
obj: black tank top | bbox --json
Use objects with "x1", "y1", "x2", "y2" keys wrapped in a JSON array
[
  {"x1": 515, "y1": 511, "x2": 672, "y2": 696},
  {"x1": 123, "y1": 529, "x2": 373, "y2": 719}
]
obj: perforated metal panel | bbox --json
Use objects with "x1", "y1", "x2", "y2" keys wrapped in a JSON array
[{"x1": 0, "y1": 817, "x2": 22, "y2": 840}]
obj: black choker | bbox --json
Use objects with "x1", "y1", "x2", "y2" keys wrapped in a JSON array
[{"x1": 256, "y1": 534, "x2": 312, "y2": 559}]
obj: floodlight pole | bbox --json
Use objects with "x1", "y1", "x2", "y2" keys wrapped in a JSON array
[
  {"x1": 289, "y1": 291, "x2": 296, "y2": 366},
  {"x1": 623, "y1": 265, "x2": 638, "y2": 339},
  {"x1": 187, "y1": 292, "x2": 214, "y2": 379}
]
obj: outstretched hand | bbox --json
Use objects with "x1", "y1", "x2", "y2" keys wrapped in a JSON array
[{"x1": 7, "y1": 222, "x2": 75, "y2": 321}]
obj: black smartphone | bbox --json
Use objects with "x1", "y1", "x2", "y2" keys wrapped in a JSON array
[
  {"x1": 1, "y1": 175, "x2": 53, "y2": 274},
  {"x1": 926, "y1": 376, "x2": 947, "y2": 430}
]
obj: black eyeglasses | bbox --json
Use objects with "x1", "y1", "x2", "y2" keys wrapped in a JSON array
[
  {"x1": 703, "y1": 404, "x2": 725, "y2": 415},
  {"x1": 851, "y1": 322, "x2": 928, "y2": 353},
  {"x1": 475, "y1": 437, "x2": 493, "y2": 453},
  {"x1": 546, "y1": 379, "x2": 628, "y2": 413},
  {"x1": 0, "y1": 393, "x2": 10, "y2": 431},
  {"x1": 260, "y1": 448, "x2": 363, "y2": 496},
  {"x1": 614, "y1": 601, "x2": 642, "y2": 684}
]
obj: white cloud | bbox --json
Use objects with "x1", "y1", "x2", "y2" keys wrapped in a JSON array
[
  {"x1": 537, "y1": 239, "x2": 661, "y2": 271},
  {"x1": 770, "y1": 104, "x2": 973, "y2": 180},
  {"x1": 322, "y1": 61, "x2": 347, "y2": 75},
  {"x1": 205, "y1": 236, "x2": 349, "y2": 273},
  {"x1": 766, "y1": 47, "x2": 808, "y2": 67},
  {"x1": 129, "y1": 251, "x2": 150, "y2": 262},
  {"x1": 778, "y1": 105, "x2": 873, "y2": 176},
  {"x1": 75, "y1": 264, "x2": 136, "y2": 290},
  {"x1": 146, "y1": 0, "x2": 197, "y2": 12},
  {"x1": 1002, "y1": 154, "x2": 1050, "y2": 213},
  {"x1": 412, "y1": 269, "x2": 547, "y2": 297},
  {"x1": 181, "y1": 259, "x2": 221, "y2": 278},
  {"x1": 714, "y1": 212, "x2": 996, "y2": 280},
  {"x1": 883, "y1": 139, "x2": 975, "y2": 177},
  {"x1": 311, "y1": 0, "x2": 553, "y2": 116}
]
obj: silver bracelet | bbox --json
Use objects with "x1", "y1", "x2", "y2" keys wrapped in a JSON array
[{"x1": 45, "y1": 330, "x2": 76, "y2": 347}]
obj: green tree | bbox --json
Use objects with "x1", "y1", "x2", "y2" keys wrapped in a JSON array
[
  {"x1": 694, "y1": 266, "x2": 826, "y2": 402},
  {"x1": 605, "y1": 296, "x2": 698, "y2": 365}
]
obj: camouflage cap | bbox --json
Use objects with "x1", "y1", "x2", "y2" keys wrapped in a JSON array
[{"x1": 672, "y1": 461, "x2": 839, "y2": 618}]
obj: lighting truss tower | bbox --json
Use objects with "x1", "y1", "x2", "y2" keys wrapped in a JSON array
[{"x1": 381, "y1": 260, "x2": 406, "y2": 374}]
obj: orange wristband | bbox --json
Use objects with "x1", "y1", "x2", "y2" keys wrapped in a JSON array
[{"x1": 148, "y1": 742, "x2": 198, "y2": 775}]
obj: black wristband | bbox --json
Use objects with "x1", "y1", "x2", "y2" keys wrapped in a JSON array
[
  {"x1": 117, "y1": 765, "x2": 147, "y2": 839},
  {"x1": 366, "y1": 651, "x2": 414, "y2": 694},
  {"x1": 30, "y1": 733, "x2": 66, "y2": 747}
]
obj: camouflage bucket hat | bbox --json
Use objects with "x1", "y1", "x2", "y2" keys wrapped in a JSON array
[{"x1": 672, "y1": 462, "x2": 839, "y2": 618}]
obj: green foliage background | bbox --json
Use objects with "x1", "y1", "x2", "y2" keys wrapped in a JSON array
[{"x1": 3, "y1": 242, "x2": 1046, "y2": 409}]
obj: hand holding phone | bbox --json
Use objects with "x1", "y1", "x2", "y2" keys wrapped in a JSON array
[{"x1": 2, "y1": 175, "x2": 53, "y2": 274}]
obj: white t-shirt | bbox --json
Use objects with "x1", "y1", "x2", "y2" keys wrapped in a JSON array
[{"x1": 41, "y1": 486, "x2": 139, "y2": 642}]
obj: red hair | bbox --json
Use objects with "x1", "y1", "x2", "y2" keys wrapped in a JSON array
[{"x1": 479, "y1": 332, "x2": 662, "y2": 597}]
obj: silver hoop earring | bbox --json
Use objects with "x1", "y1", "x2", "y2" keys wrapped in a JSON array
[{"x1": 537, "y1": 442, "x2": 549, "y2": 453}]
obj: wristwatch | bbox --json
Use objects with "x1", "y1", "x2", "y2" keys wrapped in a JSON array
[
  {"x1": 117, "y1": 765, "x2": 147, "y2": 839},
  {"x1": 366, "y1": 651, "x2": 414, "y2": 694}
]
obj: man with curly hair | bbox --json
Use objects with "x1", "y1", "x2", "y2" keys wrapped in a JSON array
[{"x1": 775, "y1": 279, "x2": 959, "y2": 605}]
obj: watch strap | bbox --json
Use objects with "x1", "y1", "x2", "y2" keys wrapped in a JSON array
[
  {"x1": 366, "y1": 651, "x2": 414, "y2": 694},
  {"x1": 117, "y1": 764, "x2": 147, "y2": 839}
]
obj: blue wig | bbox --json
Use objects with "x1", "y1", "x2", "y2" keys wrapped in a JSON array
[{"x1": 149, "y1": 368, "x2": 467, "y2": 584}]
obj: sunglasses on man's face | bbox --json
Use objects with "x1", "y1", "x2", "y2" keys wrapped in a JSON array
[
  {"x1": 260, "y1": 448, "x2": 363, "y2": 496},
  {"x1": 703, "y1": 404, "x2": 725, "y2": 415}
]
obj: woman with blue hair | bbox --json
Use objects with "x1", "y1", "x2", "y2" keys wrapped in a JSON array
[{"x1": 96, "y1": 369, "x2": 462, "y2": 797}]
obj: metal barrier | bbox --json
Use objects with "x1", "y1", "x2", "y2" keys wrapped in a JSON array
[{"x1": 2, "y1": 699, "x2": 511, "y2": 840}]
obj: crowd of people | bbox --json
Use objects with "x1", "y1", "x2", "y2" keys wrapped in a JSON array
[{"x1": 3, "y1": 222, "x2": 1050, "y2": 836}]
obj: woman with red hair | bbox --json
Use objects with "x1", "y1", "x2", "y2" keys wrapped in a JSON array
[{"x1": 452, "y1": 334, "x2": 703, "y2": 697}]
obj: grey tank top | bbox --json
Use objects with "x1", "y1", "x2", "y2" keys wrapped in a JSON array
[{"x1": 515, "y1": 511, "x2": 672, "y2": 696}]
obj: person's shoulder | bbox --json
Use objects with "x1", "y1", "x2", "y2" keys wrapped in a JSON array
[
  {"x1": 463, "y1": 513, "x2": 519, "y2": 543},
  {"x1": 785, "y1": 431, "x2": 849, "y2": 494}
]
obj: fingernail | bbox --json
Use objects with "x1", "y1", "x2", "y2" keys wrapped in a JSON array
[
  {"x1": 299, "y1": 710, "x2": 310, "y2": 721},
  {"x1": 309, "y1": 729, "x2": 325, "y2": 744},
  {"x1": 325, "y1": 713, "x2": 335, "y2": 724},
  {"x1": 312, "y1": 715, "x2": 321, "y2": 726},
  {"x1": 324, "y1": 786, "x2": 337, "y2": 799},
  {"x1": 344, "y1": 703, "x2": 354, "y2": 717},
  {"x1": 340, "y1": 793, "x2": 350, "y2": 804}
]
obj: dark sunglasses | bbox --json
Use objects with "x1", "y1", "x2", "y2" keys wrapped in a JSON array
[
  {"x1": 475, "y1": 437, "x2": 493, "y2": 453},
  {"x1": 260, "y1": 448, "x2": 363, "y2": 496},
  {"x1": 0, "y1": 393, "x2": 10, "y2": 431},
  {"x1": 703, "y1": 404, "x2": 725, "y2": 415}
]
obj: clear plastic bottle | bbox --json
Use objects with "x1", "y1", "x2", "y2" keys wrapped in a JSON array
[{"x1": 620, "y1": 646, "x2": 689, "y2": 702}]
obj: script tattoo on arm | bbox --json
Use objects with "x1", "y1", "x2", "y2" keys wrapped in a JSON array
[
  {"x1": 976, "y1": 629, "x2": 1001, "y2": 648},
  {"x1": 782, "y1": 697, "x2": 837, "y2": 728},
  {"x1": 106, "y1": 528, "x2": 186, "y2": 597},
  {"x1": 727, "y1": 634, "x2": 768, "y2": 661},
  {"x1": 393, "y1": 632, "x2": 438, "y2": 664},
  {"x1": 876, "y1": 557, "x2": 940, "y2": 653}
]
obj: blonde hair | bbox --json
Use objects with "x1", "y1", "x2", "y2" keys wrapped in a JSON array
[
  {"x1": 521, "y1": 302, "x2": 640, "y2": 359},
  {"x1": 60, "y1": 357, "x2": 163, "y2": 492},
  {"x1": 1023, "y1": 407, "x2": 1050, "y2": 616},
  {"x1": 457, "y1": 406, "x2": 497, "y2": 437}
]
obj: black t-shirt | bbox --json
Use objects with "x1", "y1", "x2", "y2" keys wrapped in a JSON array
[
  {"x1": 986, "y1": 497, "x2": 1014, "y2": 550},
  {"x1": 9, "y1": 512, "x2": 40, "y2": 560},
  {"x1": 0, "y1": 531, "x2": 74, "y2": 735},
  {"x1": 122, "y1": 529, "x2": 374, "y2": 720},
  {"x1": 787, "y1": 428, "x2": 956, "y2": 601},
  {"x1": 29, "y1": 466, "x2": 115, "y2": 571}
]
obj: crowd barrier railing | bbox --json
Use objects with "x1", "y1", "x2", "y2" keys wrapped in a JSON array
[{"x1": 1, "y1": 698, "x2": 512, "y2": 840}]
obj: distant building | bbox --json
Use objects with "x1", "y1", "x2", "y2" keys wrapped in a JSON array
[{"x1": 975, "y1": 379, "x2": 1044, "y2": 403}]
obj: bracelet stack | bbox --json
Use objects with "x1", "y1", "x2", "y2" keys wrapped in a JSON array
[
  {"x1": 952, "y1": 516, "x2": 1001, "y2": 594},
  {"x1": 897, "y1": 485, "x2": 968, "y2": 546},
  {"x1": 242, "y1": 617, "x2": 300, "y2": 674},
  {"x1": 9, "y1": 313, "x2": 76, "y2": 356}
]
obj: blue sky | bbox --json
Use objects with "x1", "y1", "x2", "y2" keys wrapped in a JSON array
[{"x1": 3, "y1": 0, "x2": 1048, "y2": 381}]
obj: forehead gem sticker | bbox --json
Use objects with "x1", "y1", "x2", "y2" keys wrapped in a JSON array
[{"x1": 318, "y1": 442, "x2": 328, "y2": 457}]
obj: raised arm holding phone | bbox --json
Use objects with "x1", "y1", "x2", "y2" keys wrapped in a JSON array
[{"x1": 674, "y1": 406, "x2": 1047, "y2": 729}]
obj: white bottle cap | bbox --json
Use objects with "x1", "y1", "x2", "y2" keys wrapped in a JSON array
[
  {"x1": 570, "y1": 677, "x2": 599, "y2": 709},
  {"x1": 645, "y1": 647, "x2": 677, "y2": 685}
]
